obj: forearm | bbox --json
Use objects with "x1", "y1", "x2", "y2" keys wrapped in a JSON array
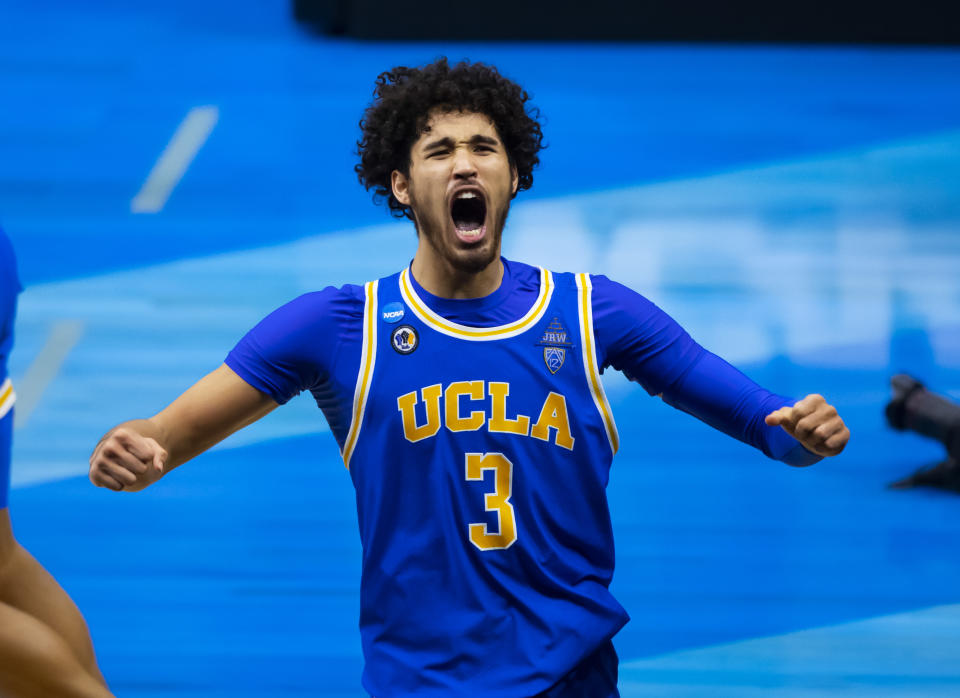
[
  {"x1": 590, "y1": 275, "x2": 840, "y2": 464},
  {"x1": 661, "y1": 351, "x2": 821, "y2": 466},
  {"x1": 147, "y1": 364, "x2": 278, "y2": 469},
  {"x1": 97, "y1": 417, "x2": 197, "y2": 474},
  {"x1": 90, "y1": 365, "x2": 278, "y2": 491}
]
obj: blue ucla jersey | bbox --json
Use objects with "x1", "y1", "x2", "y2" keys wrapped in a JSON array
[
  {"x1": 1, "y1": 228, "x2": 21, "y2": 509},
  {"x1": 344, "y1": 267, "x2": 626, "y2": 697},
  {"x1": 225, "y1": 257, "x2": 816, "y2": 697}
]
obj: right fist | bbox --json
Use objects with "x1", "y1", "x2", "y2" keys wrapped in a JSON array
[{"x1": 89, "y1": 427, "x2": 167, "y2": 492}]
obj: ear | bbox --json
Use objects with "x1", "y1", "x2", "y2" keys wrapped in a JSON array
[
  {"x1": 391, "y1": 169, "x2": 411, "y2": 206},
  {"x1": 511, "y1": 164, "x2": 519, "y2": 196}
]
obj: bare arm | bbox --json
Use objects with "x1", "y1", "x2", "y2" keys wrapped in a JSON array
[{"x1": 89, "y1": 364, "x2": 278, "y2": 492}]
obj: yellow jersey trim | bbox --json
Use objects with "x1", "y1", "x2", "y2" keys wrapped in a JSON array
[
  {"x1": 0, "y1": 378, "x2": 14, "y2": 421},
  {"x1": 342, "y1": 280, "x2": 378, "y2": 469},
  {"x1": 576, "y1": 273, "x2": 619, "y2": 456},
  {"x1": 399, "y1": 267, "x2": 554, "y2": 341}
]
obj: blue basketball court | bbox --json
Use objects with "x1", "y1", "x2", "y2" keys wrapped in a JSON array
[{"x1": 2, "y1": 2, "x2": 959, "y2": 695}]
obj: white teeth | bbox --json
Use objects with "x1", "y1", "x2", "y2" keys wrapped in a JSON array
[
  {"x1": 459, "y1": 228, "x2": 482, "y2": 239},
  {"x1": 456, "y1": 191, "x2": 477, "y2": 199}
]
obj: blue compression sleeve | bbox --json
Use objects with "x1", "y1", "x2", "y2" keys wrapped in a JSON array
[
  {"x1": 661, "y1": 352, "x2": 821, "y2": 467},
  {"x1": 591, "y1": 274, "x2": 820, "y2": 467}
]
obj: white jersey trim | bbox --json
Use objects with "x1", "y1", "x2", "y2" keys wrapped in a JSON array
[
  {"x1": 342, "y1": 280, "x2": 378, "y2": 469},
  {"x1": 399, "y1": 267, "x2": 554, "y2": 341},
  {"x1": 0, "y1": 378, "x2": 14, "y2": 421},
  {"x1": 576, "y1": 274, "x2": 619, "y2": 456}
]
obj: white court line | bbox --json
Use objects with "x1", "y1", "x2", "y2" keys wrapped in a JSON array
[
  {"x1": 619, "y1": 603, "x2": 960, "y2": 697},
  {"x1": 130, "y1": 105, "x2": 219, "y2": 214},
  {"x1": 14, "y1": 320, "x2": 85, "y2": 430}
]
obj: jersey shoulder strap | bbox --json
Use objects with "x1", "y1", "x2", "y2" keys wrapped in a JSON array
[
  {"x1": 341, "y1": 277, "x2": 381, "y2": 468},
  {"x1": 573, "y1": 272, "x2": 619, "y2": 455}
]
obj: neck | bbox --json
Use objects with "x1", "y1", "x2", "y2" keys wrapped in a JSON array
[{"x1": 410, "y1": 244, "x2": 503, "y2": 299}]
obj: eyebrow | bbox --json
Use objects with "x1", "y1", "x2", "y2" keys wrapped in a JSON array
[{"x1": 422, "y1": 134, "x2": 501, "y2": 152}]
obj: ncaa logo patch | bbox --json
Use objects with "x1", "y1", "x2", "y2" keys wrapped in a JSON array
[
  {"x1": 391, "y1": 325, "x2": 418, "y2": 354},
  {"x1": 381, "y1": 301, "x2": 405, "y2": 323}
]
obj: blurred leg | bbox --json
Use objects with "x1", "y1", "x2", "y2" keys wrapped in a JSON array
[
  {"x1": 0, "y1": 600, "x2": 113, "y2": 698},
  {"x1": 0, "y1": 510, "x2": 110, "y2": 692}
]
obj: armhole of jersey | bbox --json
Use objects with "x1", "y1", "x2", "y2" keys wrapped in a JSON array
[
  {"x1": 576, "y1": 274, "x2": 619, "y2": 456},
  {"x1": 0, "y1": 378, "x2": 14, "y2": 420},
  {"x1": 341, "y1": 280, "x2": 378, "y2": 469}
]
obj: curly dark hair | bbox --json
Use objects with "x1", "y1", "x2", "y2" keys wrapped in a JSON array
[{"x1": 355, "y1": 57, "x2": 545, "y2": 220}]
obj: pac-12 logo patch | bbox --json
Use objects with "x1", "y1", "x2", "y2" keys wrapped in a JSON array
[
  {"x1": 544, "y1": 347, "x2": 565, "y2": 374},
  {"x1": 391, "y1": 325, "x2": 418, "y2": 354},
  {"x1": 537, "y1": 317, "x2": 574, "y2": 374},
  {"x1": 381, "y1": 302, "x2": 405, "y2": 323}
]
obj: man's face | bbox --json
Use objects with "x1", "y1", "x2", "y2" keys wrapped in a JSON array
[{"x1": 392, "y1": 110, "x2": 519, "y2": 274}]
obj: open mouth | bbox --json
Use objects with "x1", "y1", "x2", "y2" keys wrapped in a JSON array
[{"x1": 450, "y1": 191, "x2": 487, "y2": 243}]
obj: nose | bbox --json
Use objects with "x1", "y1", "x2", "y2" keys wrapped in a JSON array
[{"x1": 452, "y1": 147, "x2": 478, "y2": 179}]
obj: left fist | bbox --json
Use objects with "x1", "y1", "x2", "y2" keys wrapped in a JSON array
[{"x1": 765, "y1": 394, "x2": 849, "y2": 457}]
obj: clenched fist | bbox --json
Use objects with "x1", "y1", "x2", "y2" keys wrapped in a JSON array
[
  {"x1": 89, "y1": 426, "x2": 167, "y2": 492},
  {"x1": 765, "y1": 394, "x2": 849, "y2": 458}
]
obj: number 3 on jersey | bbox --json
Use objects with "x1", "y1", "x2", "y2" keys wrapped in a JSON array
[{"x1": 465, "y1": 452, "x2": 517, "y2": 550}]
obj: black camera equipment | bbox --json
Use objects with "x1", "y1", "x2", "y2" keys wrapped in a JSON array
[{"x1": 886, "y1": 374, "x2": 960, "y2": 492}]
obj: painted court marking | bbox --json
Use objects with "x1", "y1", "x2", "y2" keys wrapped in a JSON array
[
  {"x1": 14, "y1": 320, "x2": 85, "y2": 430},
  {"x1": 130, "y1": 105, "x2": 219, "y2": 214},
  {"x1": 619, "y1": 603, "x2": 960, "y2": 697}
]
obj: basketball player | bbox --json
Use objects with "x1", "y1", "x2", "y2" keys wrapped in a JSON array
[
  {"x1": 0, "y1": 229, "x2": 113, "y2": 698},
  {"x1": 89, "y1": 59, "x2": 849, "y2": 697}
]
